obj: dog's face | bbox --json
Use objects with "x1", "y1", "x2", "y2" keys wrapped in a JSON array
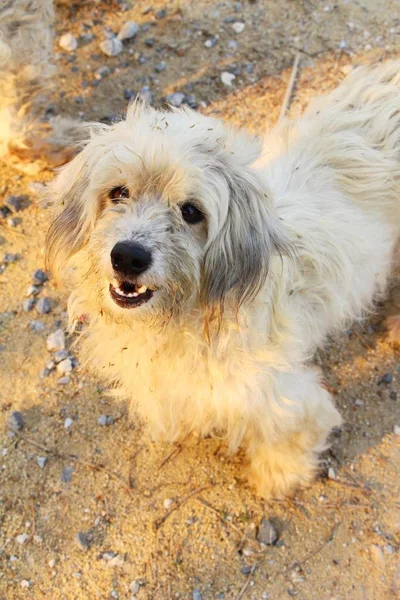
[{"x1": 45, "y1": 104, "x2": 287, "y2": 324}]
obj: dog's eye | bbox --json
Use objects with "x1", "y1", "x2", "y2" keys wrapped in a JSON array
[
  {"x1": 180, "y1": 203, "x2": 204, "y2": 224},
  {"x1": 109, "y1": 186, "x2": 130, "y2": 202}
]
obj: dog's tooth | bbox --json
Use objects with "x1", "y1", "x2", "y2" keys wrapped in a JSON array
[
  {"x1": 137, "y1": 285, "x2": 147, "y2": 294},
  {"x1": 133, "y1": 292, "x2": 139, "y2": 297}
]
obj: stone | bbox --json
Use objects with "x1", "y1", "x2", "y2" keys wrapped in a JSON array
[
  {"x1": 155, "y1": 61, "x2": 167, "y2": 72},
  {"x1": 75, "y1": 532, "x2": 89, "y2": 551},
  {"x1": 20, "y1": 580, "x2": 30, "y2": 588},
  {"x1": 117, "y1": 21, "x2": 139, "y2": 41},
  {"x1": 163, "y1": 498, "x2": 174, "y2": 509},
  {"x1": 221, "y1": 71, "x2": 236, "y2": 86},
  {"x1": 29, "y1": 320, "x2": 45, "y2": 333},
  {"x1": 32, "y1": 269, "x2": 48, "y2": 285},
  {"x1": 26, "y1": 285, "x2": 40, "y2": 297},
  {"x1": 48, "y1": 558, "x2": 56, "y2": 568},
  {"x1": 328, "y1": 467, "x2": 336, "y2": 479},
  {"x1": 100, "y1": 37, "x2": 123, "y2": 57},
  {"x1": 54, "y1": 349, "x2": 69, "y2": 363},
  {"x1": 61, "y1": 466, "x2": 75, "y2": 483},
  {"x1": 394, "y1": 425, "x2": 400, "y2": 436},
  {"x1": 232, "y1": 22, "x2": 245, "y2": 33},
  {"x1": 257, "y1": 518, "x2": 278, "y2": 545},
  {"x1": 204, "y1": 38, "x2": 218, "y2": 48},
  {"x1": 59, "y1": 33, "x2": 78, "y2": 51},
  {"x1": 98, "y1": 415, "x2": 114, "y2": 426},
  {"x1": 57, "y1": 358, "x2": 73, "y2": 375},
  {"x1": 36, "y1": 297, "x2": 52, "y2": 315},
  {"x1": 165, "y1": 92, "x2": 185, "y2": 106},
  {"x1": 58, "y1": 376, "x2": 71, "y2": 385},
  {"x1": 16, "y1": 533, "x2": 29, "y2": 545},
  {"x1": 107, "y1": 554, "x2": 125, "y2": 567},
  {"x1": 3, "y1": 253, "x2": 18, "y2": 263},
  {"x1": 8, "y1": 411, "x2": 24, "y2": 431},
  {"x1": 37, "y1": 456, "x2": 48, "y2": 469},
  {"x1": 379, "y1": 373, "x2": 393, "y2": 384},
  {"x1": 46, "y1": 329, "x2": 65, "y2": 352},
  {"x1": 0, "y1": 206, "x2": 11, "y2": 219},
  {"x1": 64, "y1": 417, "x2": 73, "y2": 429},
  {"x1": 156, "y1": 8, "x2": 167, "y2": 19},
  {"x1": 23, "y1": 298, "x2": 35, "y2": 312},
  {"x1": 4, "y1": 195, "x2": 29, "y2": 212},
  {"x1": 94, "y1": 65, "x2": 111, "y2": 80}
]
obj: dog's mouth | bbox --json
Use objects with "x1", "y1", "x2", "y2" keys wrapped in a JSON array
[{"x1": 109, "y1": 281, "x2": 154, "y2": 308}]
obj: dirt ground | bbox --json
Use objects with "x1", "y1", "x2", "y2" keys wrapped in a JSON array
[{"x1": 0, "y1": 1, "x2": 400, "y2": 599}]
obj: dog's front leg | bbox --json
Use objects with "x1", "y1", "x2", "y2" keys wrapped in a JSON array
[{"x1": 245, "y1": 367, "x2": 342, "y2": 499}]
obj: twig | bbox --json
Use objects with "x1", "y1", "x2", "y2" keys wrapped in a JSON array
[
  {"x1": 236, "y1": 564, "x2": 258, "y2": 600},
  {"x1": 278, "y1": 52, "x2": 301, "y2": 123},
  {"x1": 196, "y1": 497, "x2": 244, "y2": 537},
  {"x1": 287, "y1": 522, "x2": 340, "y2": 572},
  {"x1": 154, "y1": 485, "x2": 211, "y2": 530}
]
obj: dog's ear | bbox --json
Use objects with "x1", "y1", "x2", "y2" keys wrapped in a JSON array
[
  {"x1": 44, "y1": 147, "x2": 93, "y2": 279},
  {"x1": 200, "y1": 150, "x2": 289, "y2": 316}
]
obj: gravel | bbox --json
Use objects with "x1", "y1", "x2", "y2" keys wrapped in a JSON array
[
  {"x1": 232, "y1": 22, "x2": 245, "y2": 33},
  {"x1": 4, "y1": 195, "x2": 29, "y2": 212},
  {"x1": 16, "y1": 533, "x2": 29, "y2": 545},
  {"x1": 379, "y1": 373, "x2": 393, "y2": 384},
  {"x1": 61, "y1": 466, "x2": 75, "y2": 483},
  {"x1": 98, "y1": 414, "x2": 114, "y2": 426},
  {"x1": 193, "y1": 590, "x2": 203, "y2": 600},
  {"x1": 221, "y1": 71, "x2": 236, "y2": 86},
  {"x1": 117, "y1": 21, "x2": 139, "y2": 41},
  {"x1": 64, "y1": 417, "x2": 73, "y2": 429},
  {"x1": 59, "y1": 33, "x2": 78, "y2": 51},
  {"x1": 46, "y1": 329, "x2": 66, "y2": 352},
  {"x1": 22, "y1": 298, "x2": 35, "y2": 312},
  {"x1": 394, "y1": 425, "x2": 400, "y2": 435},
  {"x1": 8, "y1": 411, "x2": 24, "y2": 431},
  {"x1": 57, "y1": 358, "x2": 73, "y2": 374},
  {"x1": 257, "y1": 518, "x2": 278, "y2": 545},
  {"x1": 75, "y1": 532, "x2": 89, "y2": 552},
  {"x1": 155, "y1": 61, "x2": 167, "y2": 72},
  {"x1": 54, "y1": 349, "x2": 69, "y2": 363},
  {"x1": 100, "y1": 37, "x2": 123, "y2": 57},
  {"x1": 3, "y1": 253, "x2": 18, "y2": 263},
  {"x1": 36, "y1": 297, "x2": 52, "y2": 315},
  {"x1": 29, "y1": 320, "x2": 45, "y2": 333},
  {"x1": 32, "y1": 269, "x2": 48, "y2": 285},
  {"x1": 26, "y1": 285, "x2": 40, "y2": 296},
  {"x1": 163, "y1": 498, "x2": 174, "y2": 509},
  {"x1": 37, "y1": 456, "x2": 48, "y2": 469},
  {"x1": 165, "y1": 92, "x2": 185, "y2": 106},
  {"x1": 58, "y1": 376, "x2": 71, "y2": 385},
  {"x1": 94, "y1": 66, "x2": 111, "y2": 80}
]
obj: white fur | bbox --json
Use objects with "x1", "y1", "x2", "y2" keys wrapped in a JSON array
[{"x1": 45, "y1": 62, "x2": 400, "y2": 498}]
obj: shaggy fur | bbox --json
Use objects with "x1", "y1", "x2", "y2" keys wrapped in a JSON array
[
  {"x1": 0, "y1": 0, "x2": 80, "y2": 165},
  {"x1": 45, "y1": 62, "x2": 400, "y2": 498}
]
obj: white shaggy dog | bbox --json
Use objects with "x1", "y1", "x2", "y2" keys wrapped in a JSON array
[{"x1": 45, "y1": 62, "x2": 400, "y2": 498}]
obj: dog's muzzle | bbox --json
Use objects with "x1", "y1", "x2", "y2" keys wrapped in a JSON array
[{"x1": 109, "y1": 241, "x2": 154, "y2": 308}]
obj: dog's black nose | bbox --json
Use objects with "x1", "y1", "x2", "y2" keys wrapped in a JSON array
[{"x1": 111, "y1": 241, "x2": 152, "y2": 276}]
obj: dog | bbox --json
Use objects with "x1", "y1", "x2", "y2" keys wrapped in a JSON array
[
  {"x1": 44, "y1": 62, "x2": 400, "y2": 498},
  {"x1": 0, "y1": 0, "x2": 80, "y2": 166}
]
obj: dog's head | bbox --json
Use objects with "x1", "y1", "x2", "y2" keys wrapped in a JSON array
[{"x1": 45, "y1": 104, "x2": 287, "y2": 326}]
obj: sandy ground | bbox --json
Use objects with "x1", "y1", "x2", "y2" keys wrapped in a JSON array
[{"x1": 0, "y1": 1, "x2": 400, "y2": 599}]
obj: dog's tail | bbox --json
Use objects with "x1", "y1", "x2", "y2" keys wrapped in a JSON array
[{"x1": 279, "y1": 61, "x2": 400, "y2": 233}]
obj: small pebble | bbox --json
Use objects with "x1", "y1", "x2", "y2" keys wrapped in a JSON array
[
  {"x1": 138, "y1": 86, "x2": 154, "y2": 104},
  {"x1": 240, "y1": 566, "x2": 253, "y2": 575},
  {"x1": 165, "y1": 92, "x2": 185, "y2": 106},
  {"x1": 130, "y1": 581, "x2": 140, "y2": 594},
  {"x1": 47, "y1": 329, "x2": 66, "y2": 352},
  {"x1": 64, "y1": 417, "x2": 73, "y2": 429},
  {"x1": 232, "y1": 22, "x2": 245, "y2": 33},
  {"x1": 163, "y1": 498, "x2": 174, "y2": 509},
  {"x1": 257, "y1": 518, "x2": 278, "y2": 545},
  {"x1": 100, "y1": 37, "x2": 123, "y2": 57},
  {"x1": 8, "y1": 411, "x2": 24, "y2": 431},
  {"x1": 380, "y1": 373, "x2": 393, "y2": 384},
  {"x1": 23, "y1": 298, "x2": 35, "y2": 312},
  {"x1": 117, "y1": 21, "x2": 139, "y2": 41},
  {"x1": 54, "y1": 349, "x2": 69, "y2": 363},
  {"x1": 26, "y1": 285, "x2": 40, "y2": 296},
  {"x1": 221, "y1": 71, "x2": 236, "y2": 86},
  {"x1": 328, "y1": 467, "x2": 336, "y2": 479},
  {"x1": 33, "y1": 535, "x2": 43, "y2": 544},
  {"x1": 32, "y1": 269, "x2": 48, "y2": 285},
  {"x1": 59, "y1": 33, "x2": 78, "y2": 51},
  {"x1": 30, "y1": 320, "x2": 45, "y2": 333},
  {"x1": 155, "y1": 61, "x2": 167, "y2": 72},
  {"x1": 107, "y1": 554, "x2": 125, "y2": 567},
  {"x1": 390, "y1": 391, "x2": 397, "y2": 400},
  {"x1": 354, "y1": 399, "x2": 363, "y2": 406},
  {"x1": 16, "y1": 533, "x2": 29, "y2": 545},
  {"x1": 3, "y1": 253, "x2": 18, "y2": 263},
  {"x1": 394, "y1": 425, "x2": 400, "y2": 436},
  {"x1": 75, "y1": 532, "x2": 89, "y2": 552},
  {"x1": 94, "y1": 65, "x2": 111, "y2": 80},
  {"x1": 5, "y1": 195, "x2": 28, "y2": 212},
  {"x1": 0, "y1": 205, "x2": 11, "y2": 219},
  {"x1": 61, "y1": 466, "x2": 75, "y2": 483},
  {"x1": 193, "y1": 590, "x2": 203, "y2": 600},
  {"x1": 57, "y1": 358, "x2": 73, "y2": 375},
  {"x1": 36, "y1": 297, "x2": 52, "y2": 315},
  {"x1": 98, "y1": 414, "x2": 114, "y2": 426},
  {"x1": 37, "y1": 456, "x2": 48, "y2": 469},
  {"x1": 156, "y1": 8, "x2": 167, "y2": 18},
  {"x1": 58, "y1": 376, "x2": 71, "y2": 385},
  {"x1": 48, "y1": 558, "x2": 56, "y2": 568},
  {"x1": 204, "y1": 38, "x2": 218, "y2": 48},
  {"x1": 20, "y1": 580, "x2": 30, "y2": 588}
]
